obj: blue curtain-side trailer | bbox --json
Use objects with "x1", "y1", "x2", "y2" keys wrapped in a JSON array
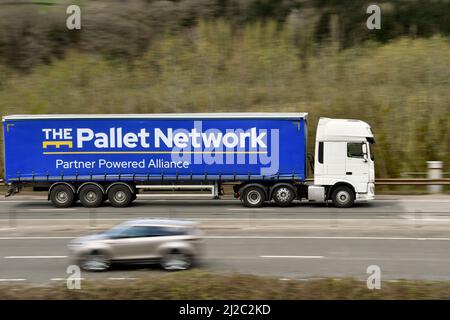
[{"x1": 2, "y1": 113, "x2": 309, "y2": 208}]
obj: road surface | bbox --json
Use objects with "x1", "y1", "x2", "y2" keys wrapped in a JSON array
[{"x1": 0, "y1": 195, "x2": 449, "y2": 283}]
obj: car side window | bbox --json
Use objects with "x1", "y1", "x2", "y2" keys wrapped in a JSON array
[
  {"x1": 117, "y1": 226, "x2": 153, "y2": 238},
  {"x1": 347, "y1": 142, "x2": 364, "y2": 158},
  {"x1": 143, "y1": 226, "x2": 167, "y2": 237},
  {"x1": 160, "y1": 227, "x2": 190, "y2": 236},
  {"x1": 116, "y1": 226, "x2": 191, "y2": 238}
]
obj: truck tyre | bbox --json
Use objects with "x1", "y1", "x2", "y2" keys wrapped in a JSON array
[
  {"x1": 331, "y1": 186, "x2": 355, "y2": 208},
  {"x1": 79, "y1": 184, "x2": 104, "y2": 208},
  {"x1": 108, "y1": 185, "x2": 133, "y2": 207},
  {"x1": 272, "y1": 186, "x2": 295, "y2": 207},
  {"x1": 242, "y1": 186, "x2": 266, "y2": 208},
  {"x1": 50, "y1": 184, "x2": 75, "y2": 208}
]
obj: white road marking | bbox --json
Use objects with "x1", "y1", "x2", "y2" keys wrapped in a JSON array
[
  {"x1": 413, "y1": 219, "x2": 450, "y2": 222},
  {"x1": 0, "y1": 200, "x2": 47, "y2": 203},
  {"x1": 0, "y1": 278, "x2": 27, "y2": 282},
  {"x1": 137, "y1": 194, "x2": 213, "y2": 197},
  {"x1": 28, "y1": 209, "x2": 76, "y2": 212},
  {"x1": 0, "y1": 198, "x2": 448, "y2": 202},
  {"x1": 261, "y1": 255, "x2": 324, "y2": 259},
  {"x1": 0, "y1": 237, "x2": 74, "y2": 240},
  {"x1": 1, "y1": 235, "x2": 450, "y2": 241},
  {"x1": 4, "y1": 255, "x2": 67, "y2": 259},
  {"x1": 0, "y1": 218, "x2": 128, "y2": 222},
  {"x1": 205, "y1": 236, "x2": 450, "y2": 241},
  {"x1": 227, "y1": 208, "x2": 277, "y2": 211},
  {"x1": 377, "y1": 199, "x2": 450, "y2": 203},
  {"x1": 6, "y1": 216, "x2": 450, "y2": 222}
]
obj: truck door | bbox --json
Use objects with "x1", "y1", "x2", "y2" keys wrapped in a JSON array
[
  {"x1": 325, "y1": 141, "x2": 346, "y2": 177},
  {"x1": 345, "y1": 142, "x2": 369, "y2": 193}
]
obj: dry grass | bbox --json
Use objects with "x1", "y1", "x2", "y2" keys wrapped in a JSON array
[{"x1": 1, "y1": 270, "x2": 450, "y2": 300}]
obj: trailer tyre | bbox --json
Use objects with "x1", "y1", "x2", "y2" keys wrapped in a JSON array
[
  {"x1": 50, "y1": 184, "x2": 75, "y2": 208},
  {"x1": 272, "y1": 186, "x2": 295, "y2": 207},
  {"x1": 108, "y1": 185, "x2": 133, "y2": 207},
  {"x1": 331, "y1": 186, "x2": 355, "y2": 208},
  {"x1": 242, "y1": 186, "x2": 266, "y2": 208},
  {"x1": 79, "y1": 185, "x2": 104, "y2": 208}
]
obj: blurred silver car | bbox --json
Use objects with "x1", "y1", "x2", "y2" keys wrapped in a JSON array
[{"x1": 68, "y1": 219, "x2": 202, "y2": 271}]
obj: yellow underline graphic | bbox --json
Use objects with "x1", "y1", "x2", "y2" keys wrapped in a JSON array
[
  {"x1": 43, "y1": 151, "x2": 268, "y2": 155},
  {"x1": 42, "y1": 141, "x2": 73, "y2": 149}
]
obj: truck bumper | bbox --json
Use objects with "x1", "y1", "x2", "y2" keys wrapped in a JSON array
[{"x1": 356, "y1": 183, "x2": 375, "y2": 202}]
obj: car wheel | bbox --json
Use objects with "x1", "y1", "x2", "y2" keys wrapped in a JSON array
[
  {"x1": 331, "y1": 186, "x2": 355, "y2": 208},
  {"x1": 272, "y1": 186, "x2": 295, "y2": 207},
  {"x1": 50, "y1": 184, "x2": 75, "y2": 208},
  {"x1": 160, "y1": 251, "x2": 192, "y2": 271},
  {"x1": 80, "y1": 252, "x2": 111, "y2": 272},
  {"x1": 242, "y1": 186, "x2": 266, "y2": 208}
]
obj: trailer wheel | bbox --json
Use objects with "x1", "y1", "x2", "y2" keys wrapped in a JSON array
[
  {"x1": 108, "y1": 185, "x2": 133, "y2": 207},
  {"x1": 50, "y1": 184, "x2": 75, "y2": 208},
  {"x1": 242, "y1": 186, "x2": 266, "y2": 208},
  {"x1": 272, "y1": 186, "x2": 295, "y2": 207},
  {"x1": 331, "y1": 186, "x2": 355, "y2": 208},
  {"x1": 79, "y1": 184, "x2": 104, "y2": 208}
]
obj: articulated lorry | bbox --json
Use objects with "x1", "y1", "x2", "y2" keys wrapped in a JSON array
[{"x1": 2, "y1": 113, "x2": 375, "y2": 208}]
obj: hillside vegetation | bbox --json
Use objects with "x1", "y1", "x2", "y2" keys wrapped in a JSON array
[{"x1": 0, "y1": 20, "x2": 449, "y2": 177}]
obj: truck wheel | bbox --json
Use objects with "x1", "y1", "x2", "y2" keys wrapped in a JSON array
[
  {"x1": 108, "y1": 185, "x2": 133, "y2": 207},
  {"x1": 242, "y1": 186, "x2": 266, "y2": 208},
  {"x1": 50, "y1": 184, "x2": 75, "y2": 208},
  {"x1": 272, "y1": 186, "x2": 295, "y2": 207},
  {"x1": 331, "y1": 186, "x2": 355, "y2": 208},
  {"x1": 79, "y1": 184, "x2": 104, "y2": 208}
]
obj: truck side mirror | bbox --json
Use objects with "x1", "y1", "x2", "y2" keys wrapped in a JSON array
[{"x1": 362, "y1": 143, "x2": 368, "y2": 162}]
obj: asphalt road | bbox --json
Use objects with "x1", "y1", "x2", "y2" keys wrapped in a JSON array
[{"x1": 0, "y1": 195, "x2": 450, "y2": 283}]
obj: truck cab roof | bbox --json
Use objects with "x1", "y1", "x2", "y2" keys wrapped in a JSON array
[{"x1": 316, "y1": 118, "x2": 374, "y2": 142}]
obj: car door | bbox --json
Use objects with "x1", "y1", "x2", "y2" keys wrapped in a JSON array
[
  {"x1": 345, "y1": 142, "x2": 370, "y2": 193},
  {"x1": 107, "y1": 226, "x2": 155, "y2": 261},
  {"x1": 130, "y1": 226, "x2": 170, "y2": 260}
]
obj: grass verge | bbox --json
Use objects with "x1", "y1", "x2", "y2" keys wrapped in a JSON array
[{"x1": 1, "y1": 270, "x2": 450, "y2": 299}]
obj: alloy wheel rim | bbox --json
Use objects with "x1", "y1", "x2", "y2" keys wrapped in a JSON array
[
  {"x1": 336, "y1": 190, "x2": 349, "y2": 204},
  {"x1": 85, "y1": 190, "x2": 98, "y2": 203},
  {"x1": 247, "y1": 190, "x2": 261, "y2": 205},
  {"x1": 163, "y1": 254, "x2": 190, "y2": 270},
  {"x1": 83, "y1": 255, "x2": 109, "y2": 271},
  {"x1": 114, "y1": 191, "x2": 126, "y2": 203},
  {"x1": 276, "y1": 188, "x2": 290, "y2": 202},
  {"x1": 56, "y1": 191, "x2": 68, "y2": 203}
]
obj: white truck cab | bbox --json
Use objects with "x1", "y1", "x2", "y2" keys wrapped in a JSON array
[{"x1": 310, "y1": 118, "x2": 375, "y2": 207}]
